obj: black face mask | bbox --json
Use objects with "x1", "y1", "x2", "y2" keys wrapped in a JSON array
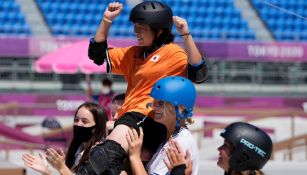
[{"x1": 73, "y1": 125, "x2": 95, "y2": 143}]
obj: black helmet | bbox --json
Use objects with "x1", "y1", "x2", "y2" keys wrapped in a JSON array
[
  {"x1": 129, "y1": 1, "x2": 173, "y2": 30},
  {"x1": 220, "y1": 122, "x2": 273, "y2": 171}
]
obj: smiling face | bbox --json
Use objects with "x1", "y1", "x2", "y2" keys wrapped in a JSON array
[
  {"x1": 134, "y1": 23, "x2": 156, "y2": 47},
  {"x1": 74, "y1": 106, "x2": 96, "y2": 127},
  {"x1": 217, "y1": 139, "x2": 232, "y2": 172},
  {"x1": 152, "y1": 99, "x2": 176, "y2": 127}
]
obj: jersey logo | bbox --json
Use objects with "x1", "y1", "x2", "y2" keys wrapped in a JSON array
[{"x1": 150, "y1": 55, "x2": 160, "y2": 62}]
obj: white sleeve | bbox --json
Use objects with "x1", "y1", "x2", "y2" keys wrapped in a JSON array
[
  {"x1": 172, "y1": 130, "x2": 200, "y2": 175},
  {"x1": 147, "y1": 143, "x2": 170, "y2": 175},
  {"x1": 147, "y1": 129, "x2": 199, "y2": 175}
]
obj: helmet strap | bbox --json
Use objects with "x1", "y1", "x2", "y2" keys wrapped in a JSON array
[
  {"x1": 175, "y1": 106, "x2": 193, "y2": 129},
  {"x1": 175, "y1": 106, "x2": 187, "y2": 128}
]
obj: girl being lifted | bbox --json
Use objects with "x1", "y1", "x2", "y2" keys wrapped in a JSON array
[{"x1": 88, "y1": 1, "x2": 208, "y2": 175}]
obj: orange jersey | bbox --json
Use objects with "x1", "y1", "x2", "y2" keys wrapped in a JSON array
[{"x1": 107, "y1": 43, "x2": 187, "y2": 118}]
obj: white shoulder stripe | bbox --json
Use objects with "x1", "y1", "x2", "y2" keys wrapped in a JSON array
[{"x1": 106, "y1": 48, "x2": 111, "y2": 73}]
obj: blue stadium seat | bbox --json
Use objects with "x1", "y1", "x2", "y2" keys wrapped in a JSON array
[
  {"x1": 251, "y1": 0, "x2": 306, "y2": 41},
  {"x1": 34, "y1": 0, "x2": 255, "y2": 40},
  {"x1": 0, "y1": 0, "x2": 31, "y2": 35}
]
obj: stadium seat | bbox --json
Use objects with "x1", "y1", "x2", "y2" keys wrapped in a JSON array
[
  {"x1": 251, "y1": 0, "x2": 306, "y2": 41},
  {"x1": 34, "y1": 0, "x2": 255, "y2": 40},
  {"x1": 0, "y1": 0, "x2": 31, "y2": 35}
]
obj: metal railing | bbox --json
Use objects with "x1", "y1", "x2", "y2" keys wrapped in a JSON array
[{"x1": 0, "y1": 59, "x2": 307, "y2": 93}]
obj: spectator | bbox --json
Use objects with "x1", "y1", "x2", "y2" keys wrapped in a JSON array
[
  {"x1": 106, "y1": 93, "x2": 126, "y2": 133},
  {"x1": 87, "y1": 76, "x2": 115, "y2": 120},
  {"x1": 111, "y1": 93, "x2": 125, "y2": 121},
  {"x1": 22, "y1": 102, "x2": 108, "y2": 175}
]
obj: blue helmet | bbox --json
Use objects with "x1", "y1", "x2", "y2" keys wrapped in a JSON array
[{"x1": 150, "y1": 76, "x2": 197, "y2": 127}]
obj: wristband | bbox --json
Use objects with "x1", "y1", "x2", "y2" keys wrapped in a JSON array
[
  {"x1": 89, "y1": 37, "x2": 96, "y2": 44},
  {"x1": 170, "y1": 164, "x2": 187, "y2": 175},
  {"x1": 192, "y1": 59, "x2": 205, "y2": 67},
  {"x1": 103, "y1": 16, "x2": 112, "y2": 23},
  {"x1": 180, "y1": 32, "x2": 191, "y2": 37}
]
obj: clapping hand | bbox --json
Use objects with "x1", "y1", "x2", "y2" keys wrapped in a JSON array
[
  {"x1": 164, "y1": 139, "x2": 193, "y2": 175},
  {"x1": 22, "y1": 152, "x2": 51, "y2": 175},
  {"x1": 45, "y1": 148, "x2": 66, "y2": 171}
]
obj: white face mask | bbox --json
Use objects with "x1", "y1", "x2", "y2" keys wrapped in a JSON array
[{"x1": 101, "y1": 86, "x2": 111, "y2": 94}]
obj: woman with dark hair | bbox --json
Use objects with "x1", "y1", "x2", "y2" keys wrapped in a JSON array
[
  {"x1": 217, "y1": 122, "x2": 272, "y2": 175},
  {"x1": 88, "y1": 1, "x2": 208, "y2": 175},
  {"x1": 22, "y1": 102, "x2": 108, "y2": 175},
  {"x1": 162, "y1": 122, "x2": 273, "y2": 175}
]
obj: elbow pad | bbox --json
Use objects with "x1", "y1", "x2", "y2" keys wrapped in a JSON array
[
  {"x1": 187, "y1": 59, "x2": 208, "y2": 84},
  {"x1": 88, "y1": 39, "x2": 108, "y2": 66}
]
